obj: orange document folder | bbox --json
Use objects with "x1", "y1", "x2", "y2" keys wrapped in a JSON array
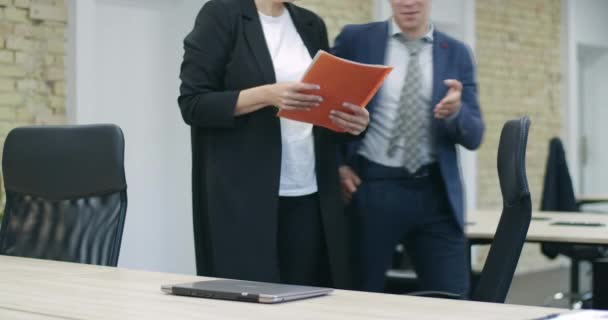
[{"x1": 277, "y1": 50, "x2": 393, "y2": 132}]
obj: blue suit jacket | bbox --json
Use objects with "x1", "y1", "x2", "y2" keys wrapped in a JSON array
[{"x1": 332, "y1": 21, "x2": 485, "y2": 227}]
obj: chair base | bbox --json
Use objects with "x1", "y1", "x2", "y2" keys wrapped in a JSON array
[
  {"x1": 543, "y1": 292, "x2": 593, "y2": 309},
  {"x1": 384, "y1": 269, "x2": 419, "y2": 294}
]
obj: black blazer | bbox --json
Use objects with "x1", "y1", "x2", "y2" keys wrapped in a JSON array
[
  {"x1": 540, "y1": 138, "x2": 578, "y2": 212},
  {"x1": 178, "y1": 0, "x2": 352, "y2": 289}
]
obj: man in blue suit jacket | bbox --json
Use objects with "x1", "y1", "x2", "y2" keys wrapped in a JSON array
[{"x1": 332, "y1": 0, "x2": 484, "y2": 295}]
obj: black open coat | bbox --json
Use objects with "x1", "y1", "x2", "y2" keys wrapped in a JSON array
[{"x1": 178, "y1": 0, "x2": 353, "y2": 289}]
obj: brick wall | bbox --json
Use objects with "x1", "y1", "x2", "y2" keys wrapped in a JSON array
[
  {"x1": 297, "y1": 0, "x2": 373, "y2": 44},
  {"x1": 0, "y1": 0, "x2": 67, "y2": 204},
  {"x1": 475, "y1": 0, "x2": 564, "y2": 272}
]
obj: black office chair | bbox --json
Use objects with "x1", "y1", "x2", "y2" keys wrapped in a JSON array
[
  {"x1": 0, "y1": 124, "x2": 127, "y2": 266},
  {"x1": 411, "y1": 116, "x2": 532, "y2": 303}
]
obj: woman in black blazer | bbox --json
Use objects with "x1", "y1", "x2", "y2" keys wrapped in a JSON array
[{"x1": 178, "y1": 0, "x2": 368, "y2": 289}]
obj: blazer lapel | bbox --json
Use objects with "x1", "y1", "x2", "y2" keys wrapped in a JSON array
[
  {"x1": 242, "y1": 0, "x2": 276, "y2": 84},
  {"x1": 431, "y1": 30, "x2": 448, "y2": 108},
  {"x1": 367, "y1": 21, "x2": 389, "y2": 115},
  {"x1": 286, "y1": 4, "x2": 317, "y2": 57},
  {"x1": 370, "y1": 21, "x2": 389, "y2": 65}
]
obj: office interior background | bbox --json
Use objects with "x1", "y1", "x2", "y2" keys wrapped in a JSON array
[{"x1": 0, "y1": 0, "x2": 606, "y2": 307}]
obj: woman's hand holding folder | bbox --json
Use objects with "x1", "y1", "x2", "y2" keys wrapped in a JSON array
[
  {"x1": 330, "y1": 102, "x2": 369, "y2": 136},
  {"x1": 265, "y1": 82, "x2": 368, "y2": 135},
  {"x1": 268, "y1": 82, "x2": 323, "y2": 112},
  {"x1": 277, "y1": 51, "x2": 389, "y2": 134}
]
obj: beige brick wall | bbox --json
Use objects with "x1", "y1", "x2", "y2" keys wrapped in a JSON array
[
  {"x1": 297, "y1": 0, "x2": 373, "y2": 44},
  {"x1": 474, "y1": 0, "x2": 564, "y2": 272},
  {"x1": 0, "y1": 0, "x2": 67, "y2": 204}
]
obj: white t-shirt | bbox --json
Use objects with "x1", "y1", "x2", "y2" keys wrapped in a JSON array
[{"x1": 259, "y1": 9, "x2": 318, "y2": 197}]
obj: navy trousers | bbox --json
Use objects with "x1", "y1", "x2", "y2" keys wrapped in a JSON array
[{"x1": 351, "y1": 156, "x2": 470, "y2": 296}]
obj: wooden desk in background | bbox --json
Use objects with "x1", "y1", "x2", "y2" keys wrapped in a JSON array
[
  {"x1": 576, "y1": 194, "x2": 608, "y2": 206},
  {"x1": 0, "y1": 256, "x2": 559, "y2": 320},
  {"x1": 466, "y1": 209, "x2": 608, "y2": 308},
  {"x1": 466, "y1": 210, "x2": 608, "y2": 245}
]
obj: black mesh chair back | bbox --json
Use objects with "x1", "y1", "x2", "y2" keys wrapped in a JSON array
[
  {"x1": 0, "y1": 125, "x2": 127, "y2": 266},
  {"x1": 472, "y1": 116, "x2": 532, "y2": 303}
]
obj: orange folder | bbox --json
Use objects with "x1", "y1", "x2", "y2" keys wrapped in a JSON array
[{"x1": 277, "y1": 50, "x2": 393, "y2": 132}]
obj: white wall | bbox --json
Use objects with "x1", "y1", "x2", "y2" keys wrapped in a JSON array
[
  {"x1": 564, "y1": 0, "x2": 608, "y2": 192},
  {"x1": 373, "y1": 0, "x2": 388, "y2": 20},
  {"x1": 570, "y1": 0, "x2": 608, "y2": 46},
  {"x1": 374, "y1": 0, "x2": 478, "y2": 214},
  {"x1": 67, "y1": 0, "x2": 205, "y2": 274},
  {"x1": 579, "y1": 48, "x2": 608, "y2": 196}
]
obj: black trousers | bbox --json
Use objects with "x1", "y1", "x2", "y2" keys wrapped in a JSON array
[{"x1": 277, "y1": 193, "x2": 331, "y2": 287}]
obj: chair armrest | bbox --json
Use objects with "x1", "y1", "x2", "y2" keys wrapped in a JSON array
[{"x1": 407, "y1": 291, "x2": 463, "y2": 300}]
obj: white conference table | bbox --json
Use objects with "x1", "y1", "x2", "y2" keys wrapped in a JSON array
[
  {"x1": 0, "y1": 255, "x2": 561, "y2": 320},
  {"x1": 466, "y1": 209, "x2": 608, "y2": 245}
]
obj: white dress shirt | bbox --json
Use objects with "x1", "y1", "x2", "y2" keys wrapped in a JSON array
[{"x1": 358, "y1": 20, "x2": 435, "y2": 168}]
